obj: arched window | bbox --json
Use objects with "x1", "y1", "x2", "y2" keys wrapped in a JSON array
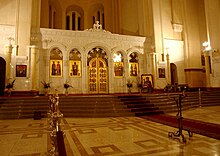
[
  {"x1": 69, "y1": 49, "x2": 81, "y2": 77},
  {"x1": 91, "y1": 6, "x2": 105, "y2": 29},
  {"x1": 50, "y1": 48, "x2": 63, "y2": 77},
  {"x1": 129, "y1": 52, "x2": 138, "y2": 77},
  {"x1": 113, "y1": 52, "x2": 124, "y2": 77},
  {"x1": 66, "y1": 11, "x2": 82, "y2": 30},
  {"x1": 49, "y1": 5, "x2": 56, "y2": 29}
]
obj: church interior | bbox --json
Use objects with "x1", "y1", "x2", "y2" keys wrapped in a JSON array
[{"x1": 0, "y1": 0, "x2": 220, "y2": 155}]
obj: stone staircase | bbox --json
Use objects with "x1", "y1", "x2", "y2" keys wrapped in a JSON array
[
  {"x1": 142, "y1": 92, "x2": 199, "y2": 113},
  {"x1": 118, "y1": 95, "x2": 164, "y2": 116},
  {"x1": 200, "y1": 90, "x2": 220, "y2": 106},
  {"x1": 0, "y1": 95, "x2": 134, "y2": 119},
  {"x1": 0, "y1": 96, "x2": 48, "y2": 119},
  {"x1": 0, "y1": 90, "x2": 220, "y2": 119},
  {"x1": 59, "y1": 96, "x2": 134, "y2": 117},
  {"x1": 142, "y1": 90, "x2": 220, "y2": 113}
]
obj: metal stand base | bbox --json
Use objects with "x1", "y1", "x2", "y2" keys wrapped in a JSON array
[
  {"x1": 168, "y1": 118, "x2": 193, "y2": 143},
  {"x1": 167, "y1": 93, "x2": 193, "y2": 143}
]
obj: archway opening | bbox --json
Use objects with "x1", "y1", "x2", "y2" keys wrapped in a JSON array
[{"x1": 170, "y1": 63, "x2": 178, "y2": 85}]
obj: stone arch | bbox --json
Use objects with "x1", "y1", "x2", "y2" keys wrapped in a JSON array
[
  {"x1": 48, "y1": 0, "x2": 63, "y2": 29},
  {"x1": 84, "y1": 42, "x2": 111, "y2": 63},
  {"x1": 111, "y1": 47, "x2": 126, "y2": 59},
  {"x1": 171, "y1": 63, "x2": 178, "y2": 85},
  {"x1": 49, "y1": 47, "x2": 63, "y2": 77},
  {"x1": 87, "y1": 47, "x2": 108, "y2": 66},
  {"x1": 87, "y1": 3, "x2": 105, "y2": 28},
  {"x1": 68, "y1": 48, "x2": 81, "y2": 77},
  {"x1": 66, "y1": 5, "x2": 84, "y2": 30}
]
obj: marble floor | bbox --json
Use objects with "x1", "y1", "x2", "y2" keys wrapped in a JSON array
[{"x1": 0, "y1": 106, "x2": 220, "y2": 156}]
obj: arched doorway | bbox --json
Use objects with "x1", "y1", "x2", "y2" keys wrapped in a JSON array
[
  {"x1": 170, "y1": 63, "x2": 178, "y2": 85},
  {"x1": 87, "y1": 47, "x2": 108, "y2": 94},
  {"x1": 0, "y1": 57, "x2": 6, "y2": 96}
]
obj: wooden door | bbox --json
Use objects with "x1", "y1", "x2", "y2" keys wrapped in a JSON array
[{"x1": 88, "y1": 58, "x2": 108, "y2": 93}]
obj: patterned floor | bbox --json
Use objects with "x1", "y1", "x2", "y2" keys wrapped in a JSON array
[{"x1": 0, "y1": 106, "x2": 220, "y2": 156}]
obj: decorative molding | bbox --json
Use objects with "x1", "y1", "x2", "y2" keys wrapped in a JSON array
[
  {"x1": 84, "y1": 21, "x2": 111, "y2": 34},
  {"x1": 40, "y1": 28, "x2": 147, "y2": 54},
  {"x1": 212, "y1": 49, "x2": 220, "y2": 58},
  {"x1": 0, "y1": 25, "x2": 15, "y2": 46},
  {"x1": 172, "y1": 23, "x2": 183, "y2": 33}
]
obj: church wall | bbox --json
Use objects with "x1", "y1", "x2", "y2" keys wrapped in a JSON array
[
  {"x1": 118, "y1": 0, "x2": 139, "y2": 36},
  {"x1": 40, "y1": 0, "x2": 49, "y2": 28},
  {"x1": 139, "y1": 0, "x2": 154, "y2": 37},
  {"x1": 212, "y1": 50, "x2": 220, "y2": 87},
  {"x1": 181, "y1": 0, "x2": 208, "y2": 88},
  {"x1": 0, "y1": 0, "x2": 16, "y2": 25},
  {"x1": 164, "y1": 39, "x2": 185, "y2": 84},
  {"x1": 40, "y1": 0, "x2": 113, "y2": 31},
  {"x1": 203, "y1": 0, "x2": 220, "y2": 88},
  {"x1": 151, "y1": 0, "x2": 186, "y2": 88},
  {"x1": 184, "y1": 69, "x2": 206, "y2": 88},
  {"x1": 160, "y1": 0, "x2": 182, "y2": 40},
  {"x1": 183, "y1": 0, "x2": 206, "y2": 68}
]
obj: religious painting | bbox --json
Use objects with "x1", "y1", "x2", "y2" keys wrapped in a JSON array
[
  {"x1": 158, "y1": 68, "x2": 166, "y2": 78},
  {"x1": 114, "y1": 62, "x2": 124, "y2": 77},
  {"x1": 16, "y1": 65, "x2": 27, "y2": 77},
  {"x1": 50, "y1": 60, "x2": 62, "y2": 77},
  {"x1": 69, "y1": 60, "x2": 81, "y2": 77},
  {"x1": 141, "y1": 74, "x2": 153, "y2": 88},
  {"x1": 129, "y1": 63, "x2": 138, "y2": 77}
]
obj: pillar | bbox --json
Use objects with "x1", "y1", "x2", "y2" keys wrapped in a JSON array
[
  {"x1": 150, "y1": 52, "x2": 156, "y2": 87},
  {"x1": 204, "y1": 51, "x2": 211, "y2": 88},
  {"x1": 30, "y1": 45, "x2": 37, "y2": 90},
  {"x1": 5, "y1": 44, "x2": 13, "y2": 82},
  {"x1": 166, "y1": 53, "x2": 171, "y2": 84}
]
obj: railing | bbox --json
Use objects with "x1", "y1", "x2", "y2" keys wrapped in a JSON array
[
  {"x1": 198, "y1": 88, "x2": 202, "y2": 107},
  {"x1": 48, "y1": 90, "x2": 67, "y2": 156},
  {"x1": 164, "y1": 84, "x2": 189, "y2": 93}
]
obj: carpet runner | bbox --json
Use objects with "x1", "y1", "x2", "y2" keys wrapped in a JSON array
[{"x1": 143, "y1": 114, "x2": 220, "y2": 140}]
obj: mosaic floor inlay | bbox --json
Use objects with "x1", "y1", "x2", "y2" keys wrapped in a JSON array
[{"x1": 0, "y1": 106, "x2": 220, "y2": 156}]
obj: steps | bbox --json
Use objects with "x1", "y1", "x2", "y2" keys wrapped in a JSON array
[
  {"x1": 118, "y1": 95, "x2": 164, "y2": 116},
  {"x1": 0, "y1": 95, "x2": 134, "y2": 119},
  {"x1": 0, "y1": 89, "x2": 220, "y2": 119},
  {"x1": 201, "y1": 90, "x2": 220, "y2": 106},
  {"x1": 142, "y1": 92, "x2": 200, "y2": 113},
  {"x1": 59, "y1": 96, "x2": 134, "y2": 117},
  {"x1": 142, "y1": 90, "x2": 220, "y2": 114}
]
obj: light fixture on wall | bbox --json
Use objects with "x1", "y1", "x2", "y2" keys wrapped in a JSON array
[
  {"x1": 202, "y1": 41, "x2": 212, "y2": 52},
  {"x1": 113, "y1": 53, "x2": 122, "y2": 62}
]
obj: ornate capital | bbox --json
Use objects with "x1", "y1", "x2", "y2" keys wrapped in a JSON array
[{"x1": 212, "y1": 49, "x2": 220, "y2": 58}]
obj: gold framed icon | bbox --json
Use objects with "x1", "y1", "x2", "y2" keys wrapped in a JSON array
[
  {"x1": 69, "y1": 60, "x2": 81, "y2": 77},
  {"x1": 50, "y1": 60, "x2": 62, "y2": 77},
  {"x1": 114, "y1": 62, "x2": 124, "y2": 77},
  {"x1": 16, "y1": 65, "x2": 27, "y2": 77},
  {"x1": 141, "y1": 74, "x2": 153, "y2": 88},
  {"x1": 129, "y1": 63, "x2": 138, "y2": 77}
]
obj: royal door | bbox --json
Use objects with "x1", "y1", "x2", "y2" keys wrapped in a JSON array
[{"x1": 88, "y1": 57, "x2": 108, "y2": 94}]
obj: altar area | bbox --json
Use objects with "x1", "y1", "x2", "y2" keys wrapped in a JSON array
[
  {"x1": 12, "y1": 22, "x2": 152, "y2": 95},
  {"x1": 39, "y1": 22, "x2": 150, "y2": 94}
]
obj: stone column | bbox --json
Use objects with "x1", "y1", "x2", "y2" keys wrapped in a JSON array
[
  {"x1": 166, "y1": 53, "x2": 171, "y2": 84},
  {"x1": 150, "y1": 52, "x2": 156, "y2": 87},
  {"x1": 30, "y1": 45, "x2": 37, "y2": 90},
  {"x1": 204, "y1": 51, "x2": 211, "y2": 88},
  {"x1": 5, "y1": 44, "x2": 13, "y2": 82}
]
